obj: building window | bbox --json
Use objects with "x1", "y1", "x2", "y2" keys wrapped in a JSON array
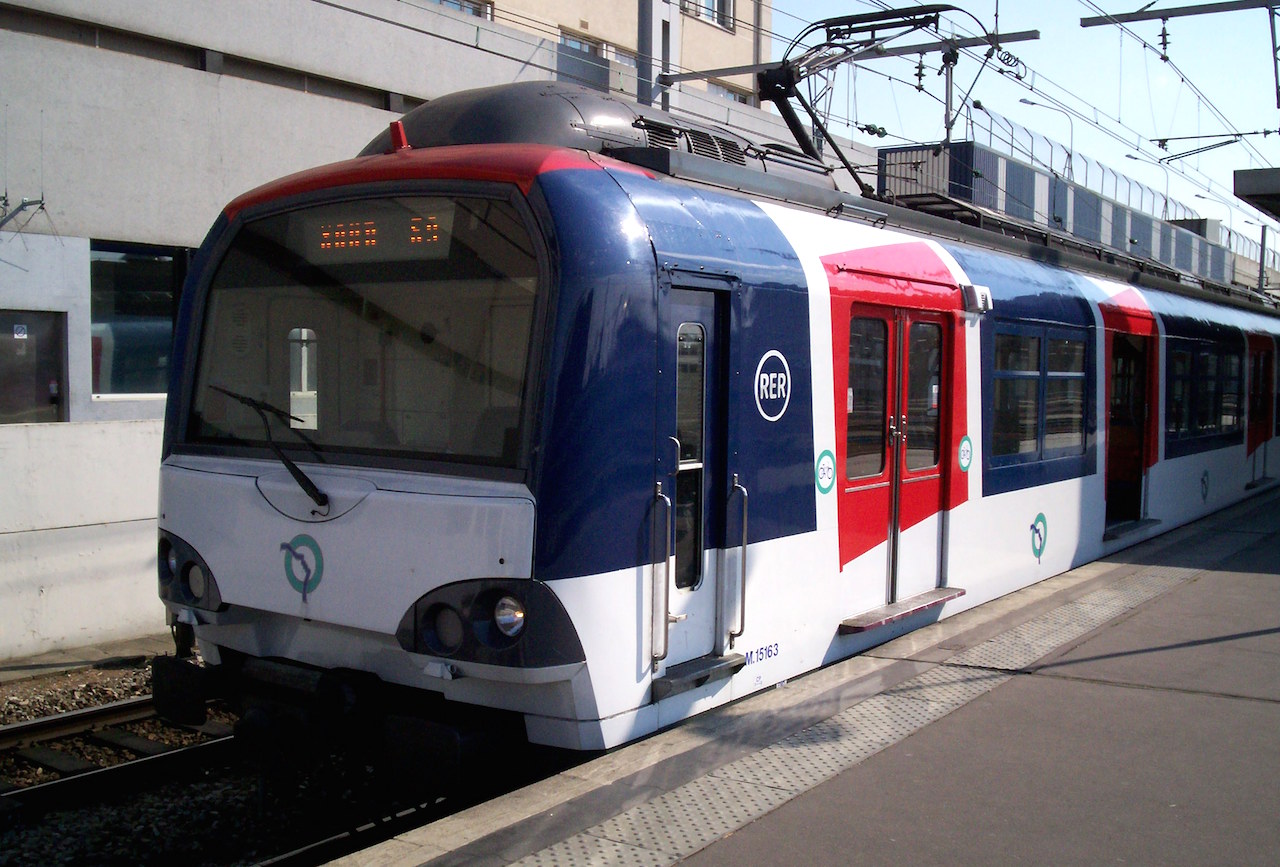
[
  {"x1": 707, "y1": 82, "x2": 751, "y2": 104},
  {"x1": 437, "y1": 0, "x2": 493, "y2": 19},
  {"x1": 682, "y1": 0, "x2": 734, "y2": 29},
  {"x1": 991, "y1": 326, "x2": 1087, "y2": 462},
  {"x1": 90, "y1": 241, "x2": 187, "y2": 395},
  {"x1": 1166, "y1": 337, "x2": 1243, "y2": 454},
  {"x1": 0, "y1": 310, "x2": 67, "y2": 424},
  {"x1": 560, "y1": 33, "x2": 602, "y2": 56},
  {"x1": 611, "y1": 47, "x2": 638, "y2": 69}
]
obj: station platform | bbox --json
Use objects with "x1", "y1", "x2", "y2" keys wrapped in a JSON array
[
  {"x1": 343, "y1": 485, "x2": 1280, "y2": 867},
  {"x1": 0, "y1": 633, "x2": 173, "y2": 686}
]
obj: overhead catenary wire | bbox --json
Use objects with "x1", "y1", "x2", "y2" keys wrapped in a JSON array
[
  {"x1": 772, "y1": 0, "x2": 1277, "y2": 230},
  {"x1": 1076, "y1": 0, "x2": 1272, "y2": 169}
]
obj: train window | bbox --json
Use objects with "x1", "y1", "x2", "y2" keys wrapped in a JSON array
[
  {"x1": 188, "y1": 192, "x2": 541, "y2": 470},
  {"x1": 992, "y1": 333, "x2": 1040, "y2": 458},
  {"x1": 990, "y1": 326, "x2": 1088, "y2": 462},
  {"x1": 90, "y1": 241, "x2": 187, "y2": 395},
  {"x1": 1167, "y1": 349, "x2": 1193, "y2": 437},
  {"x1": 905, "y1": 322, "x2": 941, "y2": 470},
  {"x1": 0, "y1": 310, "x2": 67, "y2": 424},
  {"x1": 847, "y1": 317, "x2": 887, "y2": 479},
  {"x1": 676, "y1": 325, "x2": 705, "y2": 463},
  {"x1": 1046, "y1": 337, "x2": 1086, "y2": 453},
  {"x1": 674, "y1": 323, "x2": 705, "y2": 590},
  {"x1": 1165, "y1": 337, "x2": 1244, "y2": 452}
]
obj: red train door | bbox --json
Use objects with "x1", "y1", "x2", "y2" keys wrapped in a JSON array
[
  {"x1": 1098, "y1": 290, "x2": 1159, "y2": 531},
  {"x1": 839, "y1": 304, "x2": 947, "y2": 606},
  {"x1": 1105, "y1": 334, "x2": 1150, "y2": 525}
]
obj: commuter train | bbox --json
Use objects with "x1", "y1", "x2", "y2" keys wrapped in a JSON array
[{"x1": 154, "y1": 81, "x2": 1279, "y2": 753}]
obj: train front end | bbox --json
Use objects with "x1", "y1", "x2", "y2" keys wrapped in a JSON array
[{"x1": 154, "y1": 145, "x2": 594, "y2": 749}]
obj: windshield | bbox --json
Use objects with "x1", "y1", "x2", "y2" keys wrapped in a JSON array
[{"x1": 187, "y1": 192, "x2": 541, "y2": 469}]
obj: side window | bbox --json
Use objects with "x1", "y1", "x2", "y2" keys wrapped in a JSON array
[
  {"x1": 847, "y1": 317, "x2": 887, "y2": 479},
  {"x1": 1165, "y1": 336, "x2": 1244, "y2": 454},
  {"x1": 992, "y1": 332, "x2": 1040, "y2": 458},
  {"x1": 1045, "y1": 336, "x2": 1086, "y2": 455},
  {"x1": 988, "y1": 322, "x2": 1089, "y2": 469},
  {"x1": 1167, "y1": 348, "x2": 1193, "y2": 437}
]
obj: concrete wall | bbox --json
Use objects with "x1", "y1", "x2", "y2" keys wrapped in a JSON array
[{"x1": 0, "y1": 420, "x2": 163, "y2": 659}]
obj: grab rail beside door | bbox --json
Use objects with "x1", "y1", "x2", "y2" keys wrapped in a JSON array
[
  {"x1": 729, "y1": 474, "x2": 748, "y2": 648},
  {"x1": 652, "y1": 480, "x2": 672, "y2": 670}
]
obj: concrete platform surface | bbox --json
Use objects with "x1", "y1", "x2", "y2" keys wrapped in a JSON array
[
  {"x1": 0, "y1": 633, "x2": 173, "y2": 685},
  {"x1": 336, "y1": 486, "x2": 1280, "y2": 867}
]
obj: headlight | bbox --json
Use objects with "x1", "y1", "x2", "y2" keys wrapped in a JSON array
[
  {"x1": 494, "y1": 595, "x2": 525, "y2": 638},
  {"x1": 185, "y1": 564, "x2": 207, "y2": 600},
  {"x1": 434, "y1": 605, "x2": 465, "y2": 652},
  {"x1": 164, "y1": 545, "x2": 180, "y2": 578}
]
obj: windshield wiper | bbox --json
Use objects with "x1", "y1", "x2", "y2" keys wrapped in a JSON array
[{"x1": 209, "y1": 385, "x2": 329, "y2": 511}]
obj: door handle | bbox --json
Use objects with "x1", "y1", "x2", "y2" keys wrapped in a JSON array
[
  {"x1": 729, "y1": 473, "x2": 748, "y2": 648},
  {"x1": 652, "y1": 481, "x2": 673, "y2": 670}
]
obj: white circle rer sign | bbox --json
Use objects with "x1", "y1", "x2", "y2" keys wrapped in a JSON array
[{"x1": 754, "y1": 350, "x2": 791, "y2": 422}]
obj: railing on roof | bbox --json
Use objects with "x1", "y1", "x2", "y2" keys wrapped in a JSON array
[{"x1": 875, "y1": 140, "x2": 1273, "y2": 293}]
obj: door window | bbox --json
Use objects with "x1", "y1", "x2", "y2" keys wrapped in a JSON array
[
  {"x1": 905, "y1": 322, "x2": 941, "y2": 470},
  {"x1": 847, "y1": 317, "x2": 888, "y2": 479},
  {"x1": 674, "y1": 323, "x2": 706, "y2": 590}
]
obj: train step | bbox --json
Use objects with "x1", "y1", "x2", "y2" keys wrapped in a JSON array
[
  {"x1": 1102, "y1": 518, "x2": 1162, "y2": 541},
  {"x1": 838, "y1": 587, "x2": 967, "y2": 635},
  {"x1": 652, "y1": 653, "x2": 746, "y2": 701}
]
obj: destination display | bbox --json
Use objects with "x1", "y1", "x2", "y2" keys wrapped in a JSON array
[{"x1": 303, "y1": 198, "x2": 456, "y2": 263}]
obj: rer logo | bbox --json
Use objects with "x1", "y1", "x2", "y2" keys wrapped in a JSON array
[
  {"x1": 755, "y1": 350, "x2": 791, "y2": 422},
  {"x1": 281, "y1": 534, "x2": 324, "y2": 600},
  {"x1": 1030, "y1": 513, "x2": 1048, "y2": 562}
]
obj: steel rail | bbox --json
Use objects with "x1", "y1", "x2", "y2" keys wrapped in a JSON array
[
  {"x1": 0, "y1": 734, "x2": 237, "y2": 817},
  {"x1": 0, "y1": 695, "x2": 155, "y2": 752}
]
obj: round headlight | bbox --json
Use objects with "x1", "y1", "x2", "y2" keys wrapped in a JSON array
[
  {"x1": 165, "y1": 546, "x2": 180, "y2": 578},
  {"x1": 185, "y1": 564, "x2": 207, "y2": 600},
  {"x1": 494, "y1": 595, "x2": 525, "y2": 638},
  {"x1": 432, "y1": 605, "x2": 465, "y2": 653}
]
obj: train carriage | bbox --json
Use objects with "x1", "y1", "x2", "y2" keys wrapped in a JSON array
[{"x1": 154, "y1": 81, "x2": 1280, "y2": 754}]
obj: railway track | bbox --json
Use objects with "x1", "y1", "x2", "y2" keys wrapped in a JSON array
[
  {"x1": 0, "y1": 695, "x2": 236, "y2": 815},
  {"x1": 0, "y1": 693, "x2": 577, "y2": 864}
]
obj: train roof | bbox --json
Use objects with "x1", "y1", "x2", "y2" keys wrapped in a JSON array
[{"x1": 354, "y1": 82, "x2": 1278, "y2": 322}]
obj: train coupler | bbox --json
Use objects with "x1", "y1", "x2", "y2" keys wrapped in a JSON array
[{"x1": 151, "y1": 654, "x2": 216, "y2": 726}]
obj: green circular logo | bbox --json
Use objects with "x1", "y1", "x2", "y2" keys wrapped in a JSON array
[
  {"x1": 1030, "y1": 513, "x2": 1048, "y2": 560},
  {"x1": 958, "y1": 436, "x2": 973, "y2": 472},
  {"x1": 281, "y1": 534, "x2": 324, "y2": 596},
  {"x1": 815, "y1": 450, "x2": 836, "y2": 494}
]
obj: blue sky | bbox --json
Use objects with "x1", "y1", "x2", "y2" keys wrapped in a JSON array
[{"x1": 769, "y1": 1, "x2": 1280, "y2": 243}]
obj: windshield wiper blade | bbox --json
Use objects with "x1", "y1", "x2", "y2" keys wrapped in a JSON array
[{"x1": 209, "y1": 385, "x2": 329, "y2": 511}]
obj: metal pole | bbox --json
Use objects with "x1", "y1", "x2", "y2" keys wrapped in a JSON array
[
  {"x1": 1259, "y1": 225, "x2": 1268, "y2": 292},
  {"x1": 637, "y1": 0, "x2": 653, "y2": 106},
  {"x1": 944, "y1": 60, "x2": 954, "y2": 144}
]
